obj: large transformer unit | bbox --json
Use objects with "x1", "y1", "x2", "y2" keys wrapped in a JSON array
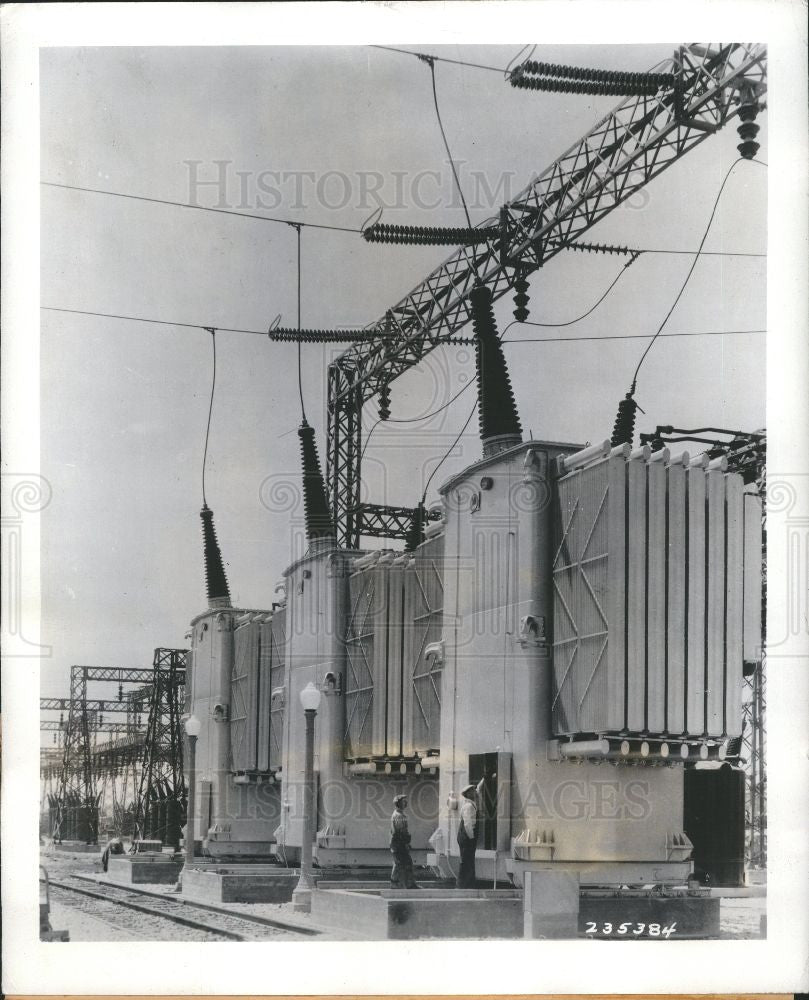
[
  {"x1": 184, "y1": 430, "x2": 761, "y2": 885},
  {"x1": 180, "y1": 42, "x2": 767, "y2": 895}
]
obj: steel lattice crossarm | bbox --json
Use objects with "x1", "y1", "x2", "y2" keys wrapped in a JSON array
[
  {"x1": 40, "y1": 697, "x2": 151, "y2": 714},
  {"x1": 327, "y1": 43, "x2": 767, "y2": 547},
  {"x1": 41, "y1": 719, "x2": 145, "y2": 733},
  {"x1": 352, "y1": 502, "x2": 442, "y2": 540},
  {"x1": 73, "y1": 666, "x2": 178, "y2": 684}
]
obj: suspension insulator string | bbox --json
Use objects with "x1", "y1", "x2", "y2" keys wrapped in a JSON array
[
  {"x1": 378, "y1": 384, "x2": 391, "y2": 421},
  {"x1": 512, "y1": 268, "x2": 531, "y2": 323},
  {"x1": 363, "y1": 222, "x2": 499, "y2": 247}
]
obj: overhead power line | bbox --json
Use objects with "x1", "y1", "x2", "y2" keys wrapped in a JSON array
[
  {"x1": 371, "y1": 44, "x2": 508, "y2": 75},
  {"x1": 42, "y1": 181, "x2": 765, "y2": 258},
  {"x1": 41, "y1": 305, "x2": 764, "y2": 344},
  {"x1": 41, "y1": 181, "x2": 362, "y2": 234}
]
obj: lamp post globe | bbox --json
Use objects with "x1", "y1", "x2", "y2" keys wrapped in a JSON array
[
  {"x1": 292, "y1": 682, "x2": 321, "y2": 912},
  {"x1": 184, "y1": 714, "x2": 201, "y2": 873}
]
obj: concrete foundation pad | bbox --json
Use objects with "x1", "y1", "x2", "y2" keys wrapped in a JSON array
[
  {"x1": 51, "y1": 842, "x2": 101, "y2": 854},
  {"x1": 107, "y1": 856, "x2": 183, "y2": 885},
  {"x1": 311, "y1": 887, "x2": 522, "y2": 940},
  {"x1": 182, "y1": 865, "x2": 299, "y2": 904}
]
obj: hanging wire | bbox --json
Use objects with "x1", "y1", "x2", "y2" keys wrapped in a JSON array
[
  {"x1": 421, "y1": 399, "x2": 479, "y2": 501},
  {"x1": 360, "y1": 376, "x2": 478, "y2": 465},
  {"x1": 201, "y1": 328, "x2": 217, "y2": 507},
  {"x1": 503, "y1": 252, "x2": 641, "y2": 335},
  {"x1": 631, "y1": 157, "x2": 746, "y2": 386},
  {"x1": 42, "y1": 181, "x2": 361, "y2": 234},
  {"x1": 289, "y1": 222, "x2": 307, "y2": 423},
  {"x1": 421, "y1": 56, "x2": 476, "y2": 242}
]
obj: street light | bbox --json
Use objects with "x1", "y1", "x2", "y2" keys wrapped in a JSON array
[
  {"x1": 184, "y1": 714, "x2": 201, "y2": 872},
  {"x1": 292, "y1": 682, "x2": 321, "y2": 912}
]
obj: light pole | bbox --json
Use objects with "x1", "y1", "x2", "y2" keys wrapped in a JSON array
[
  {"x1": 292, "y1": 681, "x2": 321, "y2": 913},
  {"x1": 184, "y1": 714, "x2": 201, "y2": 871}
]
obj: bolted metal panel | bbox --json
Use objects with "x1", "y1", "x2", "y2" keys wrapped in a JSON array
[
  {"x1": 553, "y1": 448, "x2": 752, "y2": 742},
  {"x1": 402, "y1": 531, "x2": 445, "y2": 756},
  {"x1": 706, "y1": 470, "x2": 727, "y2": 736},
  {"x1": 344, "y1": 556, "x2": 392, "y2": 759},
  {"x1": 685, "y1": 464, "x2": 707, "y2": 735},
  {"x1": 646, "y1": 456, "x2": 667, "y2": 732},
  {"x1": 268, "y1": 608, "x2": 287, "y2": 772},
  {"x1": 666, "y1": 457, "x2": 688, "y2": 734},
  {"x1": 552, "y1": 452, "x2": 626, "y2": 736},
  {"x1": 230, "y1": 619, "x2": 260, "y2": 772}
]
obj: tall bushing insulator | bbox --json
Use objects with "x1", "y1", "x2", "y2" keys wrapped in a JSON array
[
  {"x1": 298, "y1": 420, "x2": 336, "y2": 542},
  {"x1": 736, "y1": 99, "x2": 760, "y2": 160},
  {"x1": 404, "y1": 501, "x2": 426, "y2": 553},
  {"x1": 200, "y1": 505, "x2": 232, "y2": 609},
  {"x1": 470, "y1": 283, "x2": 523, "y2": 456},
  {"x1": 610, "y1": 393, "x2": 639, "y2": 447}
]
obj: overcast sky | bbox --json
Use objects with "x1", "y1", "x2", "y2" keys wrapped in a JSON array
[{"x1": 39, "y1": 44, "x2": 766, "y2": 704}]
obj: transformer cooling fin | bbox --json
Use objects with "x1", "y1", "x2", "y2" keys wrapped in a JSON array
[
  {"x1": 200, "y1": 505, "x2": 232, "y2": 608},
  {"x1": 470, "y1": 283, "x2": 523, "y2": 453},
  {"x1": 298, "y1": 421, "x2": 336, "y2": 541}
]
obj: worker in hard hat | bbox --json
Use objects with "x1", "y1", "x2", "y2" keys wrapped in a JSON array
[
  {"x1": 390, "y1": 794, "x2": 419, "y2": 889},
  {"x1": 101, "y1": 836, "x2": 124, "y2": 873},
  {"x1": 456, "y1": 784, "x2": 478, "y2": 889}
]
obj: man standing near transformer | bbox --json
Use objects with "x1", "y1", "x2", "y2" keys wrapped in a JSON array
[
  {"x1": 390, "y1": 794, "x2": 418, "y2": 889},
  {"x1": 456, "y1": 784, "x2": 478, "y2": 888}
]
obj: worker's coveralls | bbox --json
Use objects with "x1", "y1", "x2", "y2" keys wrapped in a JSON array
[
  {"x1": 456, "y1": 797, "x2": 478, "y2": 889},
  {"x1": 390, "y1": 807, "x2": 417, "y2": 888}
]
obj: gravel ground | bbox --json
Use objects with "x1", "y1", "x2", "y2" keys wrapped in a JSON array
[{"x1": 719, "y1": 895, "x2": 767, "y2": 939}]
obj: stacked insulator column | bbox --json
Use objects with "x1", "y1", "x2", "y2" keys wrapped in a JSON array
[
  {"x1": 512, "y1": 270, "x2": 530, "y2": 323},
  {"x1": 298, "y1": 420, "x2": 336, "y2": 542},
  {"x1": 510, "y1": 60, "x2": 674, "y2": 97},
  {"x1": 363, "y1": 222, "x2": 499, "y2": 247},
  {"x1": 404, "y1": 501, "x2": 426, "y2": 553},
  {"x1": 200, "y1": 505, "x2": 232, "y2": 608},
  {"x1": 736, "y1": 91, "x2": 761, "y2": 160},
  {"x1": 378, "y1": 384, "x2": 391, "y2": 421},
  {"x1": 470, "y1": 283, "x2": 523, "y2": 454},
  {"x1": 610, "y1": 392, "x2": 639, "y2": 447}
]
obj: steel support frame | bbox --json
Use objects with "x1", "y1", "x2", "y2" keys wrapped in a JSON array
[
  {"x1": 352, "y1": 502, "x2": 442, "y2": 541},
  {"x1": 50, "y1": 662, "x2": 185, "y2": 843},
  {"x1": 326, "y1": 43, "x2": 766, "y2": 546},
  {"x1": 132, "y1": 648, "x2": 188, "y2": 844}
]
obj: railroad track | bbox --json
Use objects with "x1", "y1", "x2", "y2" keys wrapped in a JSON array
[{"x1": 49, "y1": 875, "x2": 320, "y2": 942}]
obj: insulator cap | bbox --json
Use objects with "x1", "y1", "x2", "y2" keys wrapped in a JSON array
[
  {"x1": 470, "y1": 283, "x2": 523, "y2": 452},
  {"x1": 200, "y1": 505, "x2": 232, "y2": 608},
  {"x1": 298, "y1": 421, "x2": 335, "y2": 542}
]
